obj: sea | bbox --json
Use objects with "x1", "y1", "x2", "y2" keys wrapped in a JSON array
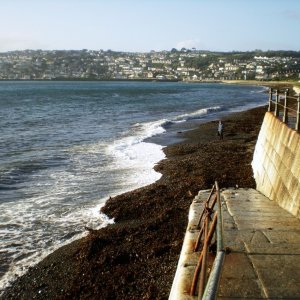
[{"x1": 0, "y1": 81, "x2": 267, "y2": 290}]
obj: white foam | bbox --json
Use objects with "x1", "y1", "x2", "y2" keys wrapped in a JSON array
[
  {"x1": 174, "y1": 106, "x2": 221, "y2": 122},
  {"x1": 0, "y1": 126, "x2": 166, "y2": 292},
  {"x1": 133, "y1": 119, "x2": 167, "y2": 138},
  {"x1": 0, "y1": 194, "x2": 114, "y2": 291},
  {"x1": 133, "y1": 105, "x2": 222, "y2": 130},
  {"x1": 107, "y1": 115, "x2": 167, "y2": 185},
  {"x1": 107, "y1": 105, "x2": 225, "y2": 189},
  {"x1": 250, "y1": 86, "x2": 269, "y2": 94},
  {"x1": 109, "y1": 140, "x2": 165, "y2": 185},
  {"x1": 0, "y1": 142, "x2": 117, "y2": 291}
]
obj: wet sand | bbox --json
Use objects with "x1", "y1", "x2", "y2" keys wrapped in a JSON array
[{"x1": 2, "y1": 105, "x2": 267, "y2": 300}]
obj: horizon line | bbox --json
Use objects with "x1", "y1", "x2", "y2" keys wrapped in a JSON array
[{"x1": 1, "y1": 48, "x2": 300, "y2": 54}]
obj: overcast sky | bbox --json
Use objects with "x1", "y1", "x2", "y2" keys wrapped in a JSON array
[{"x1": 0, "y1": 0, "x2": 299, "y2": 52}]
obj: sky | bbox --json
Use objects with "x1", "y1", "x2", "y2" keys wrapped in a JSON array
[{"x1": 0, "y1": 0, "x2": 299, "y2": 53}]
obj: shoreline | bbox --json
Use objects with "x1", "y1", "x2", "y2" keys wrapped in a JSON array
[
  {"x1": 0, "y1": 78, "x2": 299, "y2": 86},
  {"x1": 2, "y1": 103, "x2": 268, "y2": 299},
  {"x1": 221, "y1": 79, "x2": 300, "y2": 90}
]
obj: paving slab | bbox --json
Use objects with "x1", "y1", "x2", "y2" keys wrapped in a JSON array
[
  {"x1": 226, "y1": 210, "x2": 293, "y2": 218},
  {"x1": 234, "y1": 220, "x2": 300, "y2": 231},
  {"x1": 233, "y1": 215, "x2": 300, "y2": 222},
  {"x1": 245, "y1": 243, "x2": 300, "y2": 254},
  {"x1": 264, "y1": 230, "x2": 300, "y2": 243},
  {"x1": 249, "y1": 254, "x2": 300, "y2": 298}
]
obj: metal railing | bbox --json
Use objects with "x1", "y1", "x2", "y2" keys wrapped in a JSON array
[
  {"x1": 190, "y1": 182, "x2": 225, "y2": 300},
  {"x1": 268, "y1": 88, "x2": 300, "y2": 131}
]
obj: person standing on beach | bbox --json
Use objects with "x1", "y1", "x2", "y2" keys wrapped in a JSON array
[{"x1": 218, "y1": 120, "x2": 224, "y2": 140}]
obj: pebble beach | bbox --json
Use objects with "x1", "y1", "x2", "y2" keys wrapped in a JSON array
[{"x1": 1, "y1": 102, "x2": 270, "y2": 299}]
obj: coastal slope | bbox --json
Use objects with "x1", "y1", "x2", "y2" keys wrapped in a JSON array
[{"x1": 1, "y1": 106, "x2": 266, "y2": 300}]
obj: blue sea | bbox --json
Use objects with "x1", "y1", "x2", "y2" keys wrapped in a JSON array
[{"x1": 0, "y1": 81, "x2": 267, "y2": 290}]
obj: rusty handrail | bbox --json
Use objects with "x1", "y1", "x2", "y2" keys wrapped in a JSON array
[
  {"x1": 268, "y1": 88, "x2": 300, "y2": 130},
  {"x1": 190, "y1": 181, "x2": 225, "y2": 299},
  {"x1": 202, "y1": 181, "x2": 225, "y2": 300}
]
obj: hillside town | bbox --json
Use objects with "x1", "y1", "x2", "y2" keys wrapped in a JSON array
[{"x1": 0, "y1": 49, "x2": 299, "y2": 81}]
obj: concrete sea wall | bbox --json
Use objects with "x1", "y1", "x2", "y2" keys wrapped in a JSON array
[{"x1": 252, "y1": 112, "x2": 300, "y2": 218}]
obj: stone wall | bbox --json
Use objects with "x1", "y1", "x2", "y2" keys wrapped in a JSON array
[{"x1": 252, "y1": 112, "x2": 300, "y2": 218}]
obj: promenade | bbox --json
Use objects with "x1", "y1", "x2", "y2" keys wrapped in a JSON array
[
  {"x1": 219, "y1": 188, "x2": 300, "y2": 299},
  {"x1": 170, "y1": 188, "x2": 300, "y2": 299}
]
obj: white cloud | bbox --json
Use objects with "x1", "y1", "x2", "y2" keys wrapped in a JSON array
[{"x1": 175, "y1": 39, "x2": 204, "y2": 50}]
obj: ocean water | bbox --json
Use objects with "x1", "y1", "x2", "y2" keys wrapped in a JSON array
[{"x1": 0, "y1": 81, "x2": 267, "y2": 290}]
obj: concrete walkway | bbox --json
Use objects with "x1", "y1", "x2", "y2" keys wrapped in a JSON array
[
  {"x1": 169, "y1": 188, "x2": 300, "y2": 299},
  {"x1": 219, "y1": 188, "x2": 300, "y2": 299}
]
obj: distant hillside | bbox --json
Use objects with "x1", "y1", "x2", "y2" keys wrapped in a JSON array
[{"x1": 0, "y1": 49, "x2": 299, "y2": 81}]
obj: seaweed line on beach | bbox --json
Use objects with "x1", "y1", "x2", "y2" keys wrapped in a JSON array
[{"x1": 2, "y1": 104, "x2": 268, "y2": 300}]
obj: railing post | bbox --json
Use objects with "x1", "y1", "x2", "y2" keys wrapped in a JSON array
[
  {"x1": 274, "y1": 89, "x2": 279, "y2": 117},
  {"x1": 296, "y1": 94, "x2": 300, "y2": 131},
  {"x1": 283, "y1": 89, "x2": 289, "y2": 124},
  {"x1": 268, "y1": 88, "x2": 273, "y2": 112},
  {"x1": 198, "y1": 218, "x2": 209, "y2": 299},
  {"x1": 215, "y1": 181, "x2": 223, "y2": 252}
]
